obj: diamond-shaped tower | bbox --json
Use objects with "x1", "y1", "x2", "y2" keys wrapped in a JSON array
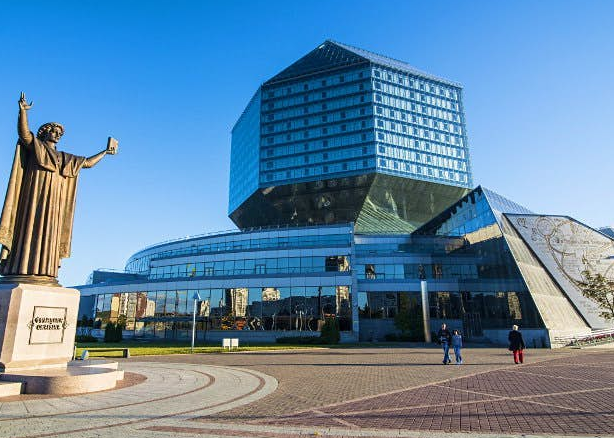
[{"x1": 229, "y1": 40, "x2": 472, "y2": 232}]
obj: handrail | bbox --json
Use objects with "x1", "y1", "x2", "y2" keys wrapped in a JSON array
[{"x1": 553, "y1": 327, "x2": 614, "y2": 346}]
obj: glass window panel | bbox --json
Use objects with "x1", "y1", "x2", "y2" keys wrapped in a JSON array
[
  {"x1": 261, "y1": 287, "x2": 281, "y2": 330},
  {"x1": 223, "y1": 260, "x2": 234, "y2": 275},
  {"x1": 291, "y1": 287, "x2": 306, "y2": 331},
  {"x1": 95, "y1": 294, "x2": 104, "y2": 314},
  {"x1": 277, "y1": 257, "x2": 288, "y2": 269},
  {"x1": 165, "y1": 291, "x2": 177, "y2": 316},
  {"x1": 198, "y1": 290, "x2": 211, "y2": 317},
  {"x1": 155, "y1": 291, "x2": 166, "y2": 317},
  {"x1": 301, "y1": 257, "x2": 313, "y2": 269},
  {"x1": 246, "y1": 287, "x2": 263, "y2": 325},
  {"x1": 244, "y1": 259, "x2": 255, "y2": 272},
  {"x1": 265, "y1": 258, "x2": 278, "y2": 273},
  {"x1": 125, "y1": 293, "x2": 137, "y2": 320},
  {"x1": 154, "y1": 321, "x2": 165, "y2": 338},
  {"x1": 312, "y1": 257, "x2": 325, "y2": 272},
  {"x1": 176, "y1": 290, "x2": 188, "y2": 316},
  {"x1": 358, "y1": 292, "x2": 369, "y2": 318},
  {"x1": 275, "y1": 287, "x2": 292, "y2": 330},
  {"x1": 110, "y1": 294, "x2": 121, "y2": 322}
]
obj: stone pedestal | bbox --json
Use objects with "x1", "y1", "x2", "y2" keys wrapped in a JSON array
[
  {"x1": 1, "y1": 360, "x2": 124, "y2": 394},
  {"x1": 0, "y1": 283, "x2": 79, "y2": 372},
  {"x1": 0, "y1": 284, "x2": 123, "y2": 396}
]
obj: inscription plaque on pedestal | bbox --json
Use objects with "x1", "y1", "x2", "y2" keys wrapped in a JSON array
[
  {"x1": 0, "y1": 284, "x2": 79, "y2": 371},
  {"x1": 28, "y1": 306, "x2": 68, "y2": 345}
]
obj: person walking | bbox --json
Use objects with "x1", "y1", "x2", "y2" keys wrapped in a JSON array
[
  {"x1": 436, "y1": 323, "x2": 452, "y2": 364},
  {"x1": 452, "y1": 329, "x2": 463, "y2": 364},
  {"x1": 508, "y1": 324, "x2": 526, "y2": 364}
]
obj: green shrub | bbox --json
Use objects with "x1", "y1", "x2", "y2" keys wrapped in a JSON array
[
  {"x1": 104, "y1": 322, "x2": 124, "y2": 343},
  {"x1": 77, "y1": 315, "x2": 94, "y2": 327},
  {"x1": 319, "y1": 317, "x2": 340, "y2": 344},
  {"x1": 75, "y1": 334, "x2": 98, "y2": 343},
  {"x1": 104, "y1": 322, "x2": 115, "y2": 342},
  {"x1": 393, "y1": 295, "x2": 424, "y2": 341}
]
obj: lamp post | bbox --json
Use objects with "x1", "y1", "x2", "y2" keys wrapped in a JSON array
[
  {"x1": 418, "y1": 264, "x2": 431, "y2": 343},
  {"x1": 191, "y1": 291, "x2": 201, "y2": 353},
  {"x1": 420, "y1": 279, "x2": 431, "y2": 343}
]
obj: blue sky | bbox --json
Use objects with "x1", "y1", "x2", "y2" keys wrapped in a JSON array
[{"x1": 0, "y1": 1, "x2": 612, "y2": 286}]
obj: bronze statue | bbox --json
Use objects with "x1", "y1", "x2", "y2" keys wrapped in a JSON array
[{"x1": 0, "y1": 93, "x2": 117, "y2": 286}]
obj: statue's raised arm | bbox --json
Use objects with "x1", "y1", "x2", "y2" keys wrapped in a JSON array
[{"x1": 17, "y1": 92, "x2": 33, "y2": 145}]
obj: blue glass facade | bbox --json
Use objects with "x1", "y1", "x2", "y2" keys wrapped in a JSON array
[
  {"x1": 600, "y1": 226, "x2": 614, "y2": 239},
  {"x1": 259, "y1": 67, "x2": 375, "y2": 186},
  {"x1": 228, "y1": 41, "x2": 473, "y2": 231},
  {"x1": 80, "y1": 224, "x2": 356, "y2": 339},
  {"x1": 372, "y1": 65, "x2": 471, "y2": 187},
  {"x1": 77, "y1": 186, "x2": 606, "y2": 346},
  {"x1": 73, "y1": 42, "x2": 608, "y2": 347},
  {"x1": 228, "y1": 90, "x2": 261, "y2": 214}
]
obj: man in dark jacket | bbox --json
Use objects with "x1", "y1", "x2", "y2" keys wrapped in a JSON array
[
  {"x1": 436, "y1": 323, "x2": 452, "y2": 364},
  {"x1": 508, "y1": 324, "x2": 526, "y2": 364}
]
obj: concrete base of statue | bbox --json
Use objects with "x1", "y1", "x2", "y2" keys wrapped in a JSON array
[
  {"x1": 0, "y1": 283, "x2": 123, "y2": 395},
  {"x1": 1, "y1": 359, "x2": 124, "y2": 394},
  {"x1": 0, "y1": 283, "x2": 79, "y2": 372}
]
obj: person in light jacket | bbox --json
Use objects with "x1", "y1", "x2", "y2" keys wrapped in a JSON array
[
  {"x1": 452, "y1": 329, "x2": 463, "y2": 365},
  {"x1": 508, "y1": 325, "x2": 526, "y2": 364}
]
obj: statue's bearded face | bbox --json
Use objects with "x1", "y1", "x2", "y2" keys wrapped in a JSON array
[{"x1": 45, "y1": 126, "x2": 63, "y2": 143}]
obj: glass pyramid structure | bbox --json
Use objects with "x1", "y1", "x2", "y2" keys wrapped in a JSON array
[{"x1": 414, "y1": 186, "x2": 613, "y2": 339}]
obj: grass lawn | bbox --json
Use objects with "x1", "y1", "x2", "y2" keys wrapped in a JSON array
[
  {"x1": 73, "y1": 340, "x2": 413, "y2": 357},
  {"x1": 74, "y1": 341, "x2": 330, "y2": 357}
]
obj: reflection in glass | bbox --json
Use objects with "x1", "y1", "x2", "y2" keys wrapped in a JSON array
[{"x1": 91, "y1": 286, "x2": 353, "y2": 337}]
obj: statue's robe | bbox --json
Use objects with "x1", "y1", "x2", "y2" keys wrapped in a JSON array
[{"x1": 0, "y1": 134, "x2": 86, "y2": 279}]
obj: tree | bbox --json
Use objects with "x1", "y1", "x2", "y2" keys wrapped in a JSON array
[
  {"x1": 320, "y1": 317, "x2": 340, "y2": 344},
  {"x1": 104, "y1": 318, "x2": 125, "y2": 343},
  {"x1": 393, "y1": 294, "x2": 424, "y2": 341},
  {"x1": 104, "y1": 322, "x2": 116, "y2": 342},
  {"x1": 580, "y1": 270, "x2": 614, "y2": 320}
]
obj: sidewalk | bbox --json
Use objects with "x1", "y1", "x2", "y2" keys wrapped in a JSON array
[{"x1": 1, "y1": 348, "x2": 612, "y2": 437}]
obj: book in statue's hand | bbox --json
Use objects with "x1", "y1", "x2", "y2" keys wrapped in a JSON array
[{"x1": 106, "y1": 137, "x2": 118, "y2": 154}]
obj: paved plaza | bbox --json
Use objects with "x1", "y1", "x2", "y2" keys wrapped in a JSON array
[{"x1": 0, "y1": 347, "x2": 613, "y2": 437}]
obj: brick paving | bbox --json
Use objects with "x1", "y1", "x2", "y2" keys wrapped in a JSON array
[
  {"x1": 231, "y1": 348, "x2": 614, "y2": 436},
  {"x1": 1, "y1": 347, "x2": 613, "y2": 437},
  {"x1": 133, "y1": 346, "x2": 571, "y2": 421}
]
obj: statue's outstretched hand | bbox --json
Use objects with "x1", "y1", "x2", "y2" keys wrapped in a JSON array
[
  {"x1": 106, "y1": 137, "x2": 118, "y2": 155},
  {"x1": 19, "y1": 92, "x2": 33, "y2": 111}
]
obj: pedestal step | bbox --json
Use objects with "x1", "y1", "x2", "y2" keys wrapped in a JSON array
[
  {"x1": 0, "y1": 381, "x2": 24, "y2": 397},
  {"x1": 0, "y1": 360, "x2": 123, "y2": 396},
  {"x1": 76, "y1": 359, "x2": 120, "y2": 370}
]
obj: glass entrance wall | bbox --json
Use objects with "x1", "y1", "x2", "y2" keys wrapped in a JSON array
[
  {"x1": 354, "y1": 186, "x2": 550, "y2": 340},
  {"x1": 92, "y1": 284, "x2": 352, "y2": 338},
  {"x1": 357, "y1": 288, "x2": 541, "y2": 334}
]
